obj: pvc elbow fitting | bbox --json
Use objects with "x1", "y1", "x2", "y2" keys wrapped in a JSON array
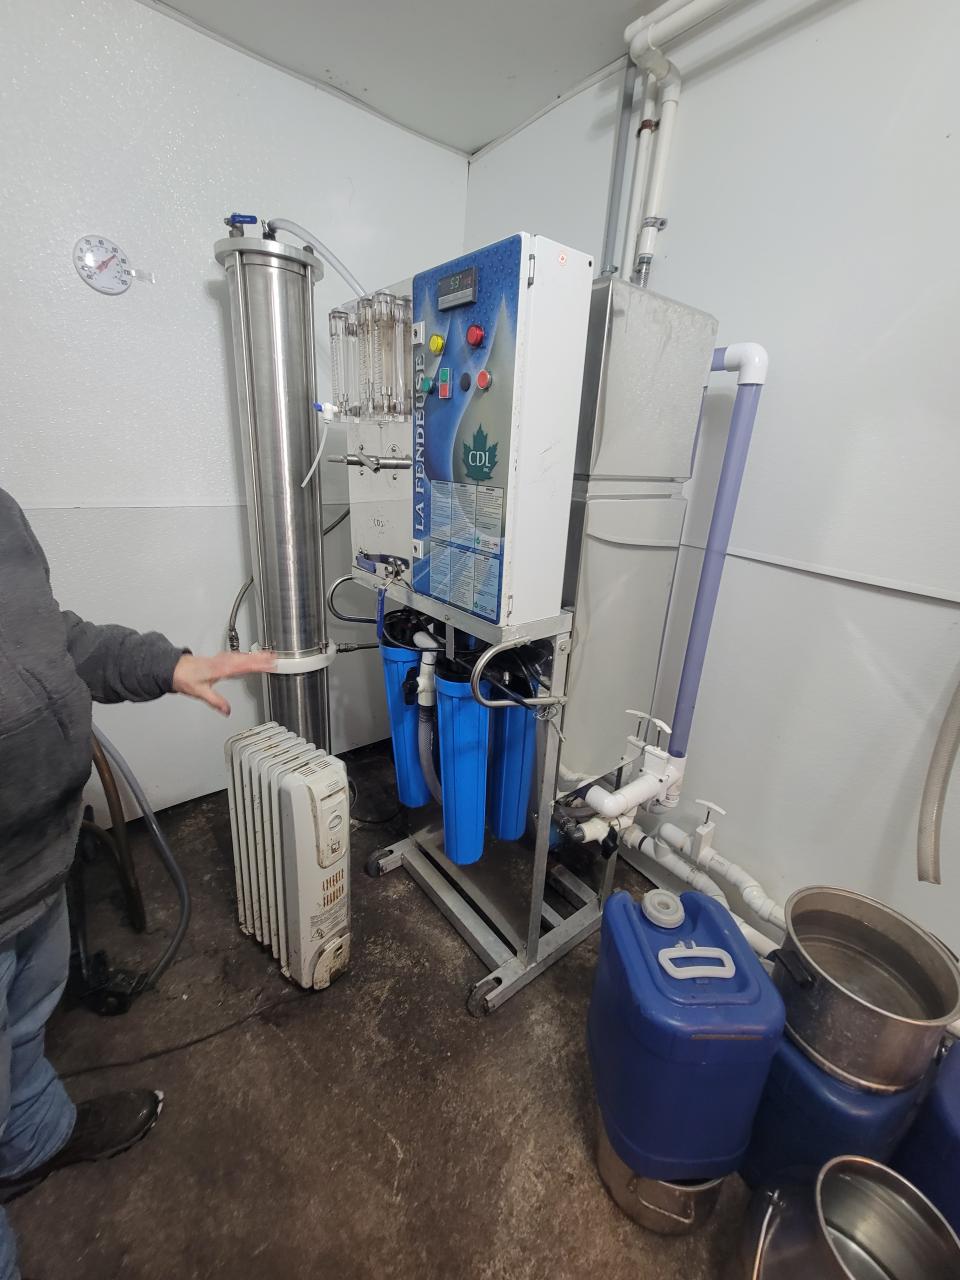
[{"x1": 721, "y1": 342, "x2": 769, "y2": 386}]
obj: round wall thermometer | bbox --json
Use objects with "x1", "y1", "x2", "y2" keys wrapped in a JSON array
[{"x1": 73, "y1": 235, "x2": 132, "y2": 295}]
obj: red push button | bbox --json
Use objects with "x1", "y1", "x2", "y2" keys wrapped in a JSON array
[
  {"x1": 466, "y1": 323, "x2": 485, "y2": 348},
  {"x1": 476, "y1": 369, "x2": 492, "y2": 391}
]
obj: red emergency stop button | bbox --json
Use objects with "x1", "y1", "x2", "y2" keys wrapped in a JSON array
[
  {"x1": 466, "y1": 323, "x2": 485, "y2": 348},
  {"x1": 476, "y1": 369, "x2": 492, "y2": 391}
]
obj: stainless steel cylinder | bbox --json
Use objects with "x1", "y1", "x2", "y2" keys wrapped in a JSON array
[
  {"x1": 215, "y1": 235, "x2": 330, "y2": 747},
  {"x1": 596, "y1": 1112, "x2": 723, "y2": 1236}
]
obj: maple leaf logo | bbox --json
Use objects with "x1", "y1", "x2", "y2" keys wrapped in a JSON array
[{"x1": 463, "y1": 425, "x2": 498, "y2": 482}]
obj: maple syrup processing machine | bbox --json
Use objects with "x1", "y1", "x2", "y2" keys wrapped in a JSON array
[{"x1": 326, "y1": 231, "x2": 721, "y2": 1013}]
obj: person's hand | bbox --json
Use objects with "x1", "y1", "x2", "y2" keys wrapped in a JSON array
[{"x1": 173, "y1": 650, "x2": 277, "y2": 716}]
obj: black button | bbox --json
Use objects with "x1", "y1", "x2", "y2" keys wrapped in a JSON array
[{"x1": 460, "y1": 371, "x2": 472, "y2": 392}]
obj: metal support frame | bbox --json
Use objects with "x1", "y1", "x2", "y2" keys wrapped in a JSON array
[{"x1": 369, "y1": 629, "x2": 610, "y2": 1014}]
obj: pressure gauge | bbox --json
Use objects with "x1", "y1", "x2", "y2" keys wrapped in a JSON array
[{"x1": 73, "y1": 235, "x2": 132, "y2": 295}]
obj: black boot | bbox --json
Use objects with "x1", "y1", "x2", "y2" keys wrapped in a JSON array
[{"x1": 0, "y1": 1089, "x2": 163, "y2": 1204}]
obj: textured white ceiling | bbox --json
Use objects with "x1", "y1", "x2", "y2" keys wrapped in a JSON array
[{"x1": 151, "y1": 0, "x2": 646, "y2": 152}]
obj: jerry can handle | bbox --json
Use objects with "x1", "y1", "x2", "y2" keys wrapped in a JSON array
[{"x1": 658, "y1": 944, "x2": 736, "y2": 980}]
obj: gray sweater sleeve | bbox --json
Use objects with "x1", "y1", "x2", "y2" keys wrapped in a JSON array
[
  {"x1": 59, "y1": 611, "x2": 186, "y2": 704},
  {"x1": 16, "y1": 501, "x2": 186, "y2": 704}
]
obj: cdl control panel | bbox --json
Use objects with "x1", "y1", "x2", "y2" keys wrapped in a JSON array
[{"x1": 411, "y1": 233, "x2": 593, "y2": 629}]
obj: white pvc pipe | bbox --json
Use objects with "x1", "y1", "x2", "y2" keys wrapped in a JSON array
[
  {"x1": 633, "y1": 64, "x2": 681, "y2": 281},
  {"x1": 584, "y1": 759, "x2": 682, "y2": 819},
  {"x1": 626, "y1": 0, "x2": 740, "y2": 59},
  {"x1": 657, "y1": 821, "x2": 786, "y2": 931},
  {"x1": 267, "y1": 217, "x2": 368, "y2": 299},
  {"x1": 620, "y1": 76, "x2": 658, "y2": 281},
  {"x1": 622, "y1": 827, "x2": 776, "y2": 957},
  {"x1": 624, "y1": 0, "x2": 699, "y2": 44},
  {"x1": 622, "y1": 828, "x2": 727, "y2": 901}
]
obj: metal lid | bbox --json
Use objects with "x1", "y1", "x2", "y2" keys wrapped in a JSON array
[
  {"x1": 642, "y1": 890, "x2": 685, "y2": 929},
  {"x1": 213, "y1": 235, "x2": 320, "y2": 273}
]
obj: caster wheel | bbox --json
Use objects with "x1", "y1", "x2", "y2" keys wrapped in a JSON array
[
  {"x1": 466, "y1": 975, "x2": 500, "y2": 1018},
  {"x1": 365, "y1": 853, "x2": 384, "y2": 879}
]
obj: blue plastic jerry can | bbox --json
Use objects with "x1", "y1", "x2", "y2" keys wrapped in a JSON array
[{"x1": 587, "y1": 889, "x2": 785, "y2": 1183}]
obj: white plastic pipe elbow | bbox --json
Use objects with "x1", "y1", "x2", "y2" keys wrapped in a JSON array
[
  {"x1": 654, "y1": 822, "x2": 786, "y2": 931},
  {"x1": 584, "y1": 761, "x2": 683, "y2": 819},
  {"x1": 720, "y1": 342, "x2": 769, "y2": 386}
]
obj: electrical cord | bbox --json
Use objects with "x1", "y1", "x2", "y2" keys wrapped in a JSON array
[
  {"x1": 60, "y1": 991, "x2": 306, "y2": 1079},
  {"x1": 347, "y1": 776, "x2": 402, "y2": 825}
]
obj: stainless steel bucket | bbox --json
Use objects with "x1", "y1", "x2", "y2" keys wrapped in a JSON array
[
  {"x1": 726, "y1": 1156, "x2": 960, "y2": 1280},
  {"x1": 773, "y1": 886, "x2": 960, "y2": 1091},
  {"x1": 596, "y1": 1115, "x2": 723, "y2": 1236}
]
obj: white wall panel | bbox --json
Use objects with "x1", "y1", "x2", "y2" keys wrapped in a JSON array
[
  {"x1": 465, "y1": 0, "x2": 960, "y2": 946},
  {"x1": 1, "y1": 0, "x2": 466, "y2": 812}
]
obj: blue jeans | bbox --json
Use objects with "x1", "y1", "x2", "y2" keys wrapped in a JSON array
[{"x1": 0, "y1": 894, "x2": 76, "y2": 1280}]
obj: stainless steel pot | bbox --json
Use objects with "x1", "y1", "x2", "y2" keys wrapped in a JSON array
[
  {"x1": 595, "y1": 1114, "x2": 722, "y2": 1236},
  {"x1": 772, "y1": 886, "x2": 960, "y2": 1091},
  {"x1": 726, "y1": 1156, "x2": 960, "y2": 1280}
]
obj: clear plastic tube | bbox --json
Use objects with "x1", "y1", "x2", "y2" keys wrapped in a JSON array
[
  {"x1": 918, "y1": 674, "x2": 960, "y2": 884},
  {"x1": 267, "y1": 218, "x2": 367, "y2": 299}
]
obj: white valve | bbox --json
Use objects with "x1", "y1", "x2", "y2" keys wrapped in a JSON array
[
  {"x1": 695, "y1": 798, "x2": 727, "y2": 824},
  {"x1": 626, "y1": 710, "x2": 673, "y2": 752}
]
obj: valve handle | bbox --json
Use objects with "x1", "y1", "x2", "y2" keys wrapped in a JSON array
[
  {"x1": 625, "y1": 710, "x2": 672, "y2": 748},
  {"x1": 694, "y1": 798, "x2": 727, "y2": 822}
]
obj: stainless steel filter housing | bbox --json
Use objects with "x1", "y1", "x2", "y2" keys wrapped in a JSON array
[{"x1": 215, "y1": 234, "x2": 330, "y2": 747}]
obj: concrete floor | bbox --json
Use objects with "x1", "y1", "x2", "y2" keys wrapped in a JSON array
[{"x1": 11, "y1": 743, "x2": 746, "y2": 1280}]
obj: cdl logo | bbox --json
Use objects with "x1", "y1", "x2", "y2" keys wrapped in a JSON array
[{"x1": 468, "y1": 450, "x2": 492, "y2": 468}]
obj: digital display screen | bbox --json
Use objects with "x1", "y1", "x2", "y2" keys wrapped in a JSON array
[{"x1": 437, "y1": 266, "x2": 477, "y2": 311}]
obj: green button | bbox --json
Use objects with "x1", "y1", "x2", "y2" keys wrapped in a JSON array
[
  {"x1": 420, "y1": 376, "x2": 435, "y2": 393},
  {"x1": 438, "y1": 367, "x2": 451, "y2": 383}
]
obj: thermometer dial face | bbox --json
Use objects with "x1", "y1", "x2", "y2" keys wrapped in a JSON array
[{"x1": 73, "y1": 236, "x2": 132, "y2": 295}]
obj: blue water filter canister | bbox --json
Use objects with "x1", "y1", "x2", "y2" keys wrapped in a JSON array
[
  {"x1": 489, "y1": 704, "x2": 536, "y2": 841},
  {"x1": 587, "y1": 890, "x2": 785, "y2": 1183},
  {"x1": 741, "y1": 1037, "x2": 928, "y2": 1189},
  {"x1": 380, "y1": 642, "x2": 431, "y2": 808},
  {"x1": 894, "y1": 1044, "x2": 960, "y2": 1233},
  {"x1": 436, "y1": 671, "x2": 491, "y2": 865}
]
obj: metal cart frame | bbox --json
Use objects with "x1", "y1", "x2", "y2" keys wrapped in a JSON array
[{"x1": 366, "y1": 577, "x2": 615, "y2": 1015}]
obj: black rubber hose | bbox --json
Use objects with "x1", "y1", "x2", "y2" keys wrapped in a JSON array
[
  {"x1": 90, "y1": 736, "x2": 147, "y2": 932},
  {"x1": 93, "y1": 728, "x2": 191, "y2": 988}
]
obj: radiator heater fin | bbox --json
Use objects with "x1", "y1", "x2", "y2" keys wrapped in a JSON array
[{"x1": 225, "y1": 723, "x2": 351, "y2": 989}]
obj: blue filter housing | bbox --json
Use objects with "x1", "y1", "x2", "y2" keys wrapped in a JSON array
[
  {"x1": 895, "y1": 1045, "x2": 960, "y2": 1233},
  {"x1": 741, "y1": 1037, "x2": 928, "y2": 1189},
  {"x1": 436, "y1": 671, "x2": 491, "y2": 864},
  {"x1": 587, "y1": 890, "x2": 784, "y2": 1183},
  {"x1": 380, "y1": 642, "x2": 431, "y2": 808},
  {"x1": 489, "y1": 704, "x2": 536, "y2": 841}
]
